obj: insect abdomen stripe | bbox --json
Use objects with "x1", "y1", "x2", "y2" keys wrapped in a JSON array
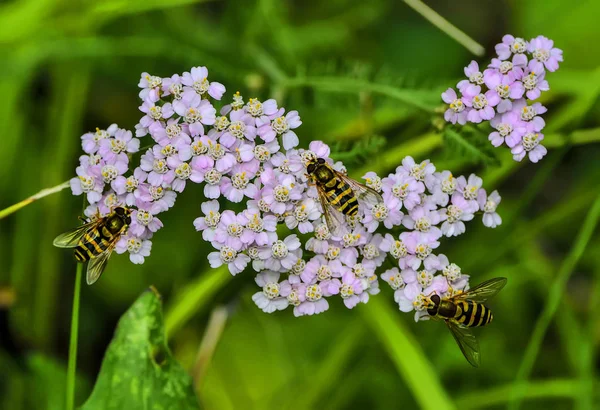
[
  {"x1": 74, "y1": 247, "x2": 88, "y2": 262},
  {"x1": 469, "y1": 302, "x2": 482, "y2": 327},
  {"x1": 330, "y1": 187, "x2": 352, "y2": 205},
  {"x1": 485, "y1": 309, "x2": 493, "y2": 325}
]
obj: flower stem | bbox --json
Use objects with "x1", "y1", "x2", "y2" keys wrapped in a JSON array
[
  {"x1": 0, "y1": 180, "x2": 70, "y2": 220},
  {"x1": 66, "y1": 260, "x2": 83, "y2": 410},
  {"x1": 402, "y1": 0, "x2": 485, "y2": 56}
]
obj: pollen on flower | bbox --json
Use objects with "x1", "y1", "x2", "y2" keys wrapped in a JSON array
[
  {"x1": 472, "y1": 94, "x2": 489, "y2": 110},
  {"x1": 166, "y1": 123, "x2": 182, "y2": 139},
  {"x1": 193, "y1": 78, "x2": 209, "y2": 94},
  {"x1": 499, "y1": 61, "x2": 513, "y2": 73},
  {"x1": 443, "y1": 263, "x2": 462, "y2": 281},
  {"x1": 305, "y1": 284, "x2": 323, "y2": 302},
  {"x1": 413, "y1": 294, "x2": 429, "y2": 311},
  {"x1": 175, "y1": 163, "x2": 192, "y2": 180},
  {"x1": 246, "y1": 98, "x2": 263, "y2": 117},
  {"x1": 287, "y1": 289, "x2": 301, "y2": 306},
  {"x1": 204, "y1": 169, "x2": 222, "y2": 185},
  {"x1": 227, "y1": 223, "x2": 243, "y2": 238},
  {"x1": 291, "y1": 258, "x2": 306, "y2": 275},
  {"x1": 274, "y1": 185, "x2": 291, "y2": 202},
  {"x1": 185, "y1": 107, "x2": 202, "y2": 123},
  {"x1": 326, "y1": 246, "x2": 340, "y2": 260},
  {"x1": 79, "y1": 175, "x2": 95, "y2": 192},
  {"x1": 415, "y1": 243, "x2": 432, "y2": 260},
  {"x1": 220, "y1": 246, "x2": 237, "y2": 262},
  {"x1": 446, "y1": 205, "x2": 463, "y2": 223},
  {"x1": 136, "y1": 210, "x2": 153, "y2": 226},
  {"x1": 362, "y1": 243, "x2": 380, "y2": 260},
  {"x1": 340, "y1": 283, "x2": 355, "y2": 298},
  {"x1": 387, "y1": 272, "x2": 405, "y2": 290},
  {"x1": 149, "y1": 186, "x2": 165, "y2": 200},
  {"x1": 161, "y1": 144, "x2": 178, "y2": 158},
  {"x1": 125, "y1": 176, "x2": 139, "y2": 192},
  {"x1": 153, "y1": 159, "x2": 168, "y2": 174},
  {"x1": 417, "y1": 270, "x2": 433, "y2": 287},
  {"x1": 293, "y1": 204, "x2": 309, "y2": 222},
  {"x1": 317, "y1": 265, "x2": 332, "y2": 281},
  {"x1": 390, "y1": 240, "x2": 408, "y2": 259},
  {"x1": 127, "y1": 237, "x2": 143, "y2": 253},
  {"x1": 522, "y1": 72, "x2": 538, "y2": 91},
  {"x1": 205, "y1": 210, "x2": 220, "y2": 228},
  {"x1": 415, "y1": 217, "x2": 431, "y2": 232},
  {"x1": 510, "y1": 37, "x2": 527, "y2": 53},
  {"x1": 271, "y1": 240, "x2": 289, "y2": 259},
  {"x1": 110, "y1": 139, "x2": 126, "y2": 154},
  {"x1": 208, "y1": 142, "x2": 225, "y2": 160},
  {"x1": 214, "y1": 116, "x2": 230, "y2": 131},
  {"x1": 521, "y1": 106, "x2": 536, "y2": 121},
  {"x1": 231, "y1": 91, "x2": 244, "y2": 110},
  {"x1": 149, "y1": 106, "x2": 162, "y2": 120},
  {"x1": 101, "y1": 165, "x2": 119, "y2": 183},
  {"x1": 271, "y1": 116, "x2": 289, "y2": 134},
  {"x1": 522, "y1": 133, "x2": 541, "y2": 151},
  {"x1": 449, "y1": 99, "x2": 465, "y2": 113},
  {"x1": 191, "y1": 140, "x2": 208, "y2": 156},
  {"x1": 262, "y1": 282, "x2": 280, "y2": 299},
  {"x1": 232, "y1": 172, "x2": 249, "y2": 189},
  {"x1": 228, "y1": 121, "x2": 246, "y2": 139},
  {"x1": 441, "y1": 174, "x2": 456, "y2": 194},
  {"x1": 365, "y1": 175, "x2": 382, "y2": 191},
  {"x1": 253, "y1": 145, "x2": 271, "y2": 162},
  {"x1": 371, "y1": 204, "x2": 389, "y2": 222}
]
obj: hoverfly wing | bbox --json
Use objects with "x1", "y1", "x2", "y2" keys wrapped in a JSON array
[
  {"x1": 446, "y1": 320, "x2": 480, "y2": 367},
  {"x1": 337, "y1": 172, "x2": 383, "y2": 207},
  {"x1": 86, "y1": 245, "x2": 115, "y2": 285},
  {"x1": 316, "y1": 185, "x2": 349, "y2": 237},
  {"x1": 53, "y1": 221, "x2": 98, "y2": 248},
  {"x1": 457, "y1": 277, "x2": 507, "y2": 303}
]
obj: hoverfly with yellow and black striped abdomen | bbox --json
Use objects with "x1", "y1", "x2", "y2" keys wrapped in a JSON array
[
  {"x1": 306, "y1": 157, "x2": 383, "y2": 236},
  {"x1": 426, "y1": 277, "x2": 507, "y2": 367},
  {"x1": 53, "y1": 206, "x2": 132, "y2": 285}
]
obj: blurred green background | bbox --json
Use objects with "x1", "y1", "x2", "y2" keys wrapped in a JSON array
[{"x1": 1, "y1": 0, "x2": 600, "y2": 409}]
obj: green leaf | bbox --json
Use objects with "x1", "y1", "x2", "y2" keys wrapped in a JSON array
[{"x1": 80, "y1": 288, "x2": 200, "y2": 410}]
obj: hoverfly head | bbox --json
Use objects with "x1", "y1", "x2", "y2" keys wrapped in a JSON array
[{"x1": 427, "y1": 294, "x2": 441, "y2": 316}]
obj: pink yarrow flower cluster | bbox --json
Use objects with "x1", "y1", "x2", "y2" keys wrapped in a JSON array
[
  {"x1": 69, "y1": 66, "x2": 503, "y2": 322},
  {"x1": 442, "y1": 35, "x2": 563, "y2": 163}
]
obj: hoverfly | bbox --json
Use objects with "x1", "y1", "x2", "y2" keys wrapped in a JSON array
[
  {"x1": 426, "y1": 277, "x2": 507, "y2": 367},
  {"x1": 53, "y1": 206, "x2": 132, "y2": 285},
  {"x1": 306, "y1": 157, "x2": 383, "y2": 236}
]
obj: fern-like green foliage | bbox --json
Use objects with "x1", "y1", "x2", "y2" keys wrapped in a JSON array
[
  {"x1": 330, "y1": 134, "x2": 387, "y2": 167},
  {"x1": 443, "y1": 127, "x2": 501, "y2": 167}
]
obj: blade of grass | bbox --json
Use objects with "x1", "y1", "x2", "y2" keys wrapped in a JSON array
[
  {"x1": 66, "y1": 262, "x2": 83, "y2": 410},
  {"x1": 294, "y1": 324, "x2": 365, "y2": 410},
  {"x1": 283, "y1": 76, "x2": 440, "y2": 112},
  {"x1": 193, "y1": 305, "x2": 229, "y2": 393},
  {"x1": 164, "y1": 266, "x2": 232, "y2": 338},
  {"x1": 456, "y1": 379, "x2": 596, "y2": 410},
  {"x1": 353, "y1": 132, "x2": 442, "y2": 178},
  {"x1": 508, "y1": 191, "x2": 600, "y2": 410},
  {"x1": 0, "y1": 180, "x2": 70, "y2": 220},
  {"x1": 576, "y1": 264, "x2": 600, "y2": 410},
  {"x1": 402, "y1": 0, "x2": 485, "y2": 56},
  {"x1": 361, "y1": 297, "x2": 455, "y2": 410}
]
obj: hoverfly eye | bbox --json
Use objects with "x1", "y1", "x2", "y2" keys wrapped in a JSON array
[
  {"x1": 125, "y1": 216, "x2": 132, "y2": 225},
  {"x1": 115, "y1": 207, "x2": 124, "y2": 215},
  {"x1": 317, "y1": 158, "x2": 326, "y2": 164},
  {"x1": 430, "y1": 294, "x2": 441, "y2": 305},
  {"x1": 307, "y1": 164, "x2": 316, "y2": 174}
]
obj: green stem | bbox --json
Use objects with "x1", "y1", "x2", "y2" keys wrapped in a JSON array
[
  {"x1": 0, "y1": 180, "x2": 70, "y2": 220},
  {"x1": 508, "y1": 191, "x2": 600, "y2": 410},
  {"x1": 402, "y1": 0, "x2": 485, "y2": 56},
  {"x1": 66, "y1": 262, "x2": 83, "y2": 410}
]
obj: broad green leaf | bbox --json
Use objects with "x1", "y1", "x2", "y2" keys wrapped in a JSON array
[{"x1": 80, "y1": 288, "x2": 200, "y2": 410}]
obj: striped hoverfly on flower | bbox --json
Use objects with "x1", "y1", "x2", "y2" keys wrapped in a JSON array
[
  {"x1": 426, "y1": 277, "x2": 507, "y2": 367},
  {"x1": 53, "y1": 206, "x2": 132, "y2": 285},
  {"x1": 306, "y1": 157, "x2": 383, "y2": 236}
]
